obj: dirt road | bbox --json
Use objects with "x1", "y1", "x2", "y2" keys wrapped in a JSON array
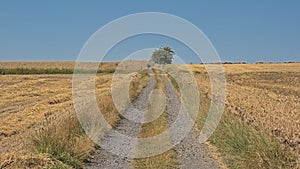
[
  {"x1": 163, "y1": 76, "x2": 221, "y2": 169},
  {"x1": 85, "y1": 69, "x2": 221, "y2": 168},
  {"x1": 85, "y1": 69, "x2": 156, "y2": 169}
]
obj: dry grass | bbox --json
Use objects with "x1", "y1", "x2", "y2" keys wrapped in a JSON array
[
  {"x1": 190, "y1": 62, "x2": 300, "y2": 74},
  {"x1": 189, "y1": 63, "x2": 299, "y2": 168},
  {"x1": 0, "y1": 62, "x2": 118, "y2": 75},
  {"x1": 189, "y1": 63, "x2": 300, "y2": 153},
  {"x1": 0, "y1": 61, "x2": 150, "y2": 168},
  {"x1": 0, "y1": 64, "x2": 121, "y2": 168},
  {"x1": 132, "y1": 149, "x2": 179, "y2": 169},
  {"x1": 1, "y1": 62, "x2": 299, "y2": 168},
  {"x1": 129, "y1": 69, "x2": 150, "y2": 101},
  {"x1": 132, "y1": 69, "x2": 179, "y2": 169},
  {"x1": 210, "y1": 110, "x2": 297, "y2": 169},
  {"x1": 0, "y1": 75, "x2": 74, "y2": 155},
  {"x1": 31, "y1": 112, "x2": 91, "y2": 168},
  {"x1": 0, "y1": 153, "x2": 55, "y2": 169},
  {"x1": 194, "y1": 90, "x2": 297, "y2": 168},
  {"x1": 0, "y1": 74, "x2": 77, "y2": 168},
  {"x1": 0, "y1": 61, "x2": 118, "y2": 70}
]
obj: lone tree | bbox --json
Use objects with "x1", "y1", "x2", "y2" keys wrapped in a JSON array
[{"x1": 151, "y1": 46, "x2": 175, "y2": 64}]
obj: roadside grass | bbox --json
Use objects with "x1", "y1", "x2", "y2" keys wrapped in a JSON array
[
  {"x1": 32, "y1": 113, "x2": 92, "y2": 169},
  {"x1": 31, "y1": 71, "x2": 151, "y2": 168},
  {"x1": 0, "y1": 68, "x2": 116, "y2": 75},
  {"x1": 209, "y1": 110, "x2": 297, "y2": 169},
  {"x1": 166, "y1": 71, "x2": 298, "y2": 168},
  {"x1": 31, "y1": 76, "x2": 121, "y2": 168},
  {"x1": 129, "y1": 69, "x2": 150, "y2": 101},
  {"x1": 132, "y1": 69, "x2": 179, "y2": 169},
  {"x1": 195, "y1": 88, "x2": 297, "y2": 169}
]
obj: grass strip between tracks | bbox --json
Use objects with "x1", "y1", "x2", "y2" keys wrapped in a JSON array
[{"x1": 132, "y1": 69, "x2": 179, "y2": 169}]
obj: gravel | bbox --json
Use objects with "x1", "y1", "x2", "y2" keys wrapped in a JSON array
[
  {"x1": 84, "y1": 69, "x2": 156, "y2": 169},
  {"x1": 85, "y1": 70, "x2": 221, "y2": 168},
  {"x1": 163, "y1": 76, "x2": 221, "y2": 169}
]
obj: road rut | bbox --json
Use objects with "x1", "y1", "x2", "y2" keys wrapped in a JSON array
[{"x1": 85, "y1": 70, "x2": 221, "y2": 169}]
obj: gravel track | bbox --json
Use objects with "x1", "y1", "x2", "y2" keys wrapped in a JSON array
[
  {"x1": 85, "y1": 69, "x2": 156, "y2": 169},
  {"x1": 85, "y1": 70, "x2": 221, "y2": 168},
  {"x1": 162, "y1": 76, "x2": 221, "y2": 169}
]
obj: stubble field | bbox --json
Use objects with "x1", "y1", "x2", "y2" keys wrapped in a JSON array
[
  {"x1": 190, "y1": 63, "x2": 299, "y2": 155},
  {"x1": 0, "y1": 73, "x2": 120, "y2": 168},
  {"x1": 0, "y1": 62, "x2": 299, "y2": 168}
]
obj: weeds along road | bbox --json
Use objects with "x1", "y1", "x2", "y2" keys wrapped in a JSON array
[{"x1": 85, "y1": 68, "x2": 221, "y2": 169}]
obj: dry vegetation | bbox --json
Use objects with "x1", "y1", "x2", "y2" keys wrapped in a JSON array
[
  {"x1": 0, "y1": 74, "x2": 83, "y2": 168},
  {"x1": 0, "y1": 62, "x2": 299, "y2": 168},
  {"x1": 0, "y1": 61, "x2": 153, "y2": 168},
  {"x1": 129, "y1": 69, "x2": 150, "y2": 101},
  {"x1": 190, "y1": 63, "x2": 299, "y2": 168},
  {"x1": 0, "y1": 62, "x2": 118, "y2": 75},
  {"x1": 0, "y1": 63, "x2": 121, "y2": 168},
  {"x1": 0, "y1": 61, "x2": 118, "y2": 70},
  {"x1": 132, "y1": 68, "x2": 179, "y2": 169}
]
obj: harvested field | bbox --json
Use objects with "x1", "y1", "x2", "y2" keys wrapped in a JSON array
[
  {"x1": 190, "y1": 63, "x2": 300, "y2": 156},
  {"x1": 0, "y1": 62, "x2": 299, "y2": 168},
  {"x1": 0, "y1": 72, "x2": 120, "y2": 168},
  {"x1": 0, "y1": 61, "x2": 118, "y2": 70}
]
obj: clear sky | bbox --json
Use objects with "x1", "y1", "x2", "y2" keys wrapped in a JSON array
[{"x1": 0, "y1": 0, "x2": 299, "y2": 63}]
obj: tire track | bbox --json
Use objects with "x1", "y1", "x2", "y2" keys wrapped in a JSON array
[
  {"x1": 162, "y1": 76, "x2": 221, "y2": 169},
  {"x1": 85, "y1": 69, "x2": 156, "y2": 169},
  {"x1": 85, "y1": 69, "x2": 222, "y2": 169}
]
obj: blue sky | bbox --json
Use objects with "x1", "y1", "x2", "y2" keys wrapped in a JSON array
[{"x1": 0, "y1": 0, "x2": 299, "y2": 63}]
